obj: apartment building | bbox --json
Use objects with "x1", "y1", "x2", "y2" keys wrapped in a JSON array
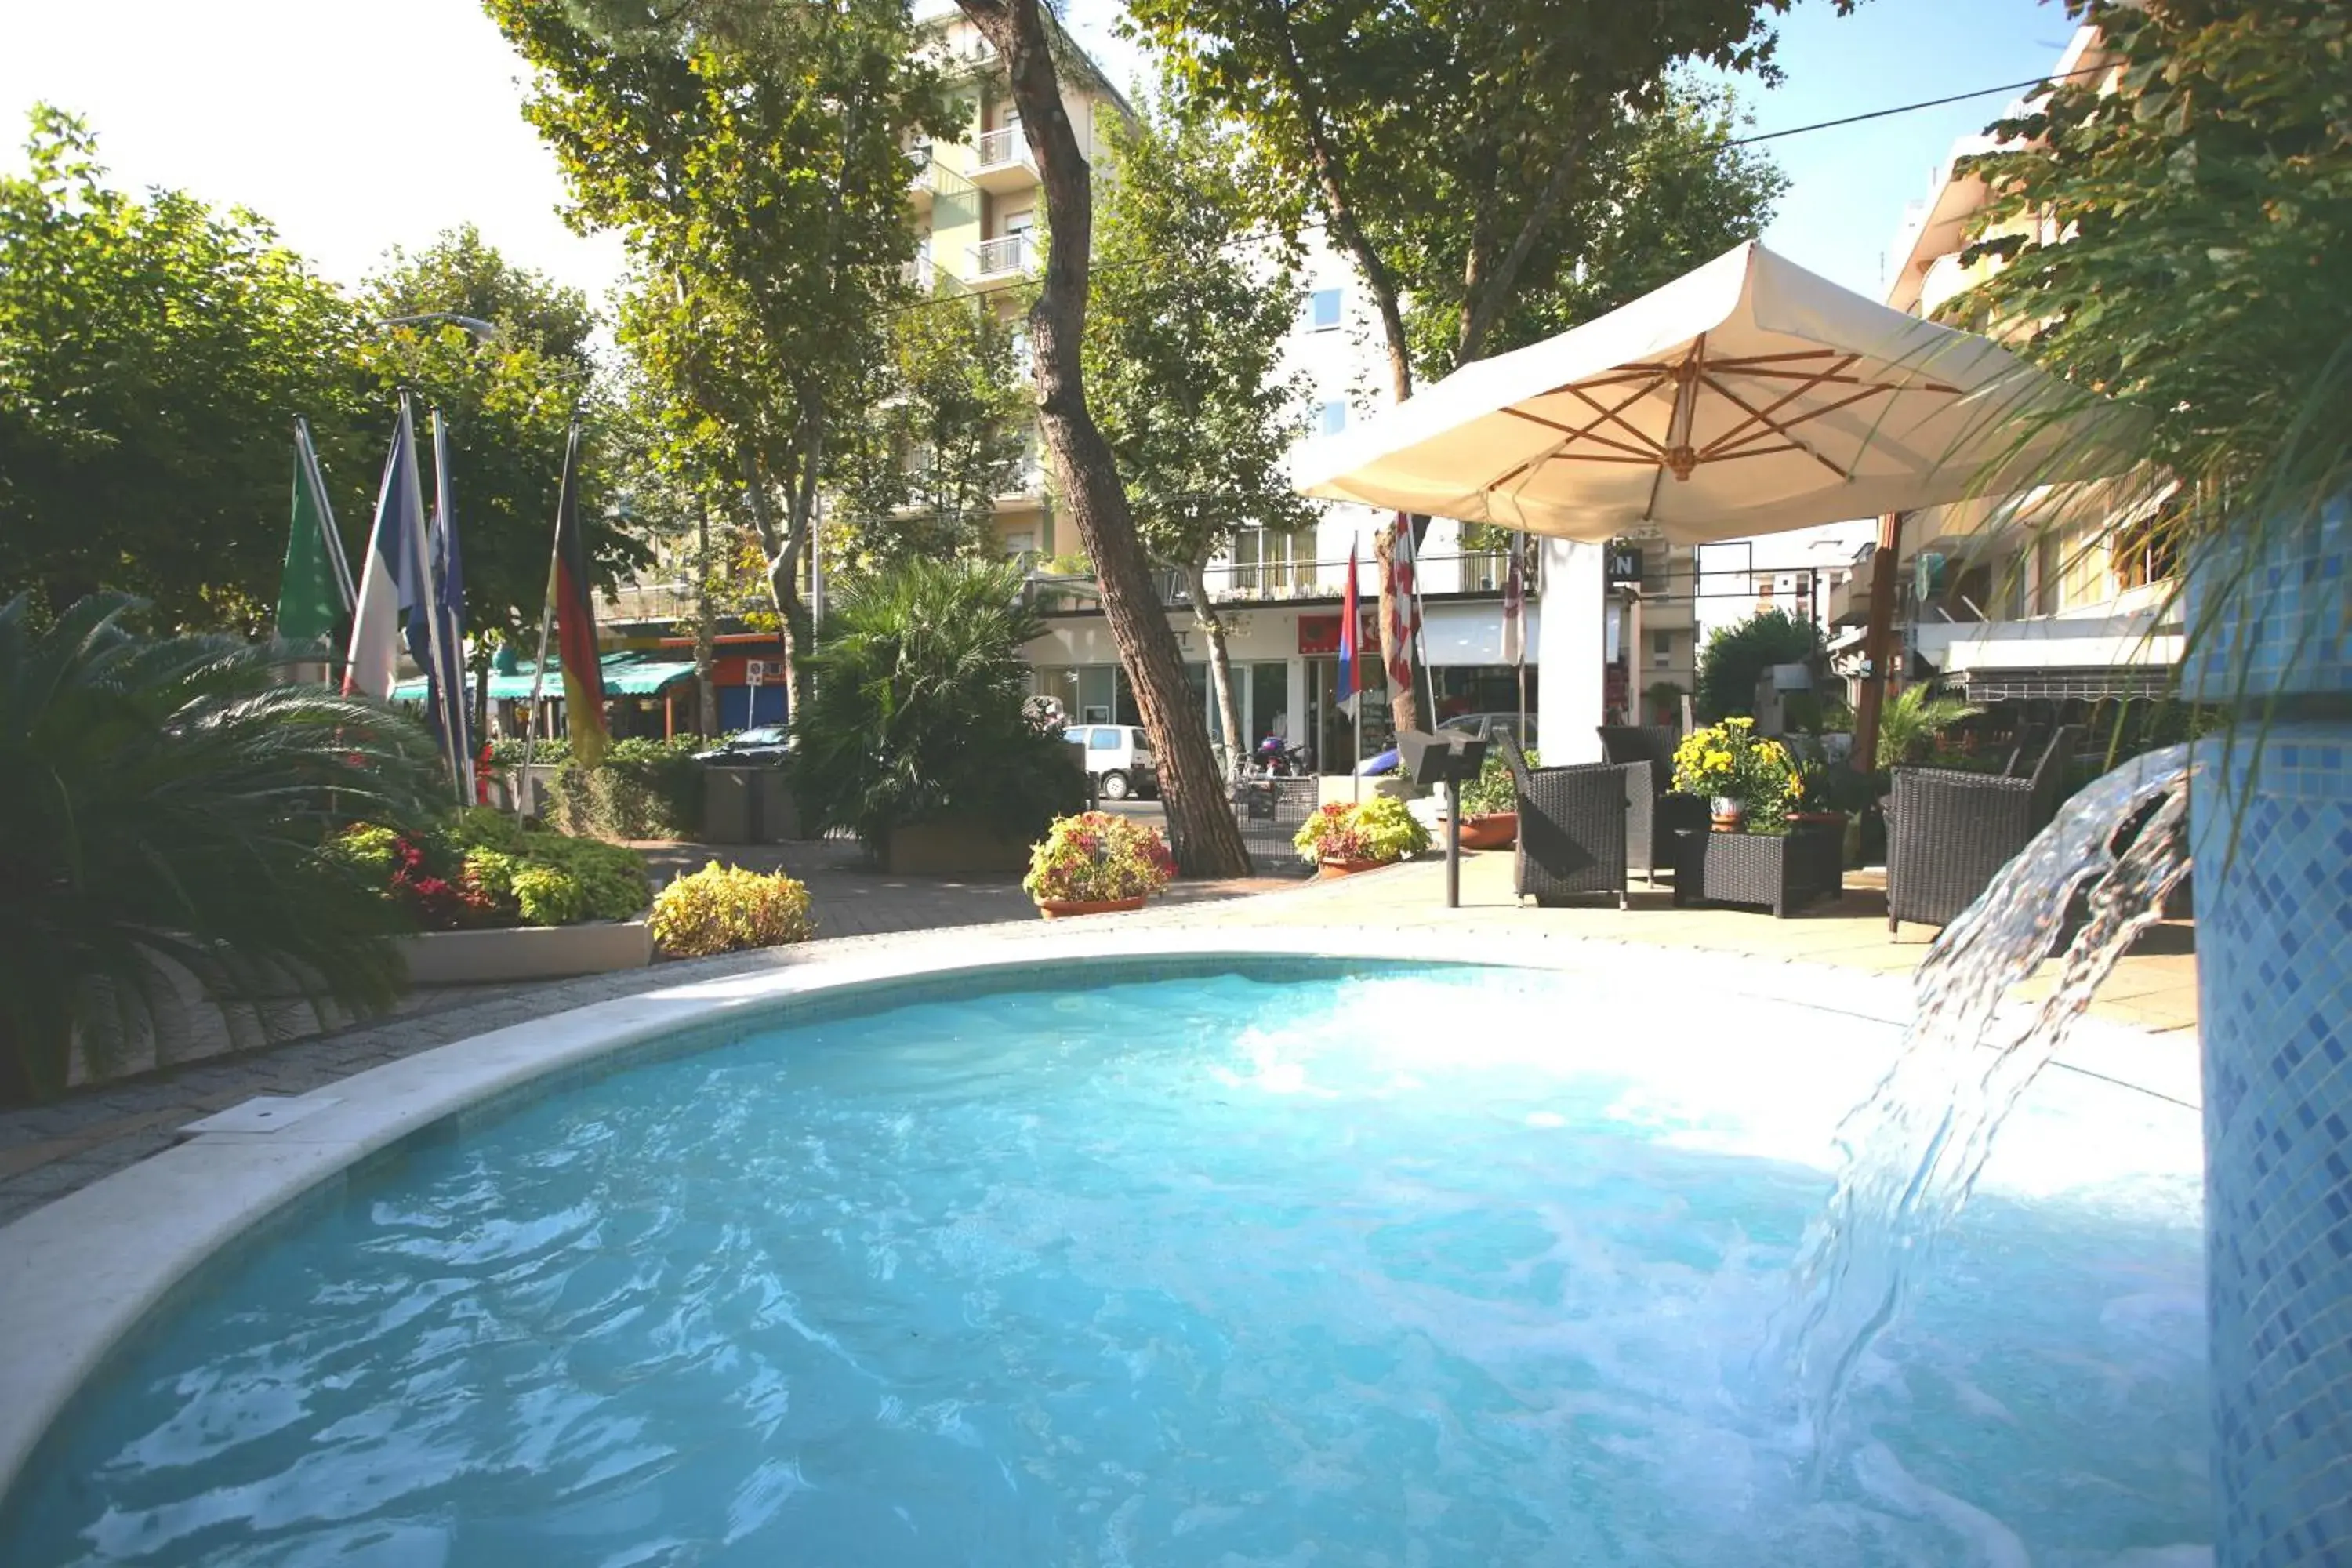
[{"x1": 1835, "y1": 24, "x2": 2181, "y2": 712}]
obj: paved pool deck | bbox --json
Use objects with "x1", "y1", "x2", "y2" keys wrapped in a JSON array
[{"x1": 0, "y1": 842, "x2": 2197, "y2": 1230}]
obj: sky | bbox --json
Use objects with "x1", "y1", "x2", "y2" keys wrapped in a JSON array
[{"x1": 0, "y1": 0, "x2": 2074, "y2": 310}]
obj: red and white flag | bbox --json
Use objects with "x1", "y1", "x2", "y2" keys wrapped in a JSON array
[
  {"x1": 1501, "y1": 544, "x2": 1526, "y2": 667},
  {"x1": 343, "y1": 401, "x2": 427, "y2": 700},
  {"x1": 1383, "y1": 514, "x2": 1420, "y2": 691}
]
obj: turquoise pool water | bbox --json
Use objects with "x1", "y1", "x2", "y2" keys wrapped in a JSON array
[{"x1": 1, "y1": 964, "x2": 2209, "y2": 1565}]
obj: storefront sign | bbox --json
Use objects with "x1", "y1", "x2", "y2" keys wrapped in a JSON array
[{"x1": 1297, "y1": 608, "x2": 1380, "y2": 656}]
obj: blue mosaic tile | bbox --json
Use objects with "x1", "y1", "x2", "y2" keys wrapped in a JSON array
[
  {"x1": 2195, "y1": 717, "x2": 2352, "y2": 1567},
  {"x1": 2183, "y1": 496, "x2": 2350, "y2": 704}
]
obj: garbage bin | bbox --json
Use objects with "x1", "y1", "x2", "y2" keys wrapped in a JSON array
[{"x1": 703, "y1": 767, "x2": 754, "y2": 844}]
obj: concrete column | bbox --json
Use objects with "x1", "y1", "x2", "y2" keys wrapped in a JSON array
[
  {"x1": 1537, "y1": 538, "x2": 1605, "y2": 763},
  {"x1": 2186, "y1": 497, "x2": 2352, "y2": 1565}
]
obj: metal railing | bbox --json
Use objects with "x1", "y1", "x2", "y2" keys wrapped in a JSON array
[
  {"x1": 968, "y1": 234, "x2": 1034, "y2": 277},
  {"x1": 1210, "y1": 550, "x2": 1517, "y2": 604},
  {"x1": 971, "y1": 126, "x2": 1031, "y2": 171},
  {"x1": 906, "y1": 147, "x2": 974, "y2": 200},
  {"x1": 601, "y1": 579, "x2": 696, "y2": 623}
]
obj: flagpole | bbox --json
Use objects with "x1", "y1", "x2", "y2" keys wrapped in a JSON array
[
  {"x1": 430, "y1": 409, "x2": 473, "y2": 804},
  {"x1": 401, "y1": 399, "x2": 463, "y2": 807},
  {"x1": 516, "y1": 420, "x2": 579, "y2": 819}
]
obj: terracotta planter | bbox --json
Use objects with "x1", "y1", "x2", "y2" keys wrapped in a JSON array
[
  {"x1": 1454, "y1": 812, "x2": 1518, "y2": 851},
  {"x1": 1035, "y1": 895, "x2": 1147, "y2": 920},
  {"x1": 1316, "y1": 856, "x2": 1391, "y2": 879}
]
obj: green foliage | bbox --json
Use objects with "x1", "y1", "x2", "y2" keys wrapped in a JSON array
[
  {"x1": 1694, "y1": 608, "x2": 1820, "y2": 720},
  {"x1": 794, "y1": 558, "x2": 1083, "y2": 851},
  {"x1": 0, "y1": 594, "x2": 446, "y2": 1099},
  {"x1": 1022, "y1": 811, "x2": 1179, "y2": 904},
  {"x1": 650, "y1": 859, "x2": 815, "y2": 956},
  {"x1": 547, "y1": 736, "x2": 708, "y2": 841},
  {"x1": 829, "y1": 291, "x2": 1031, "y2": 582},
  {"x1": 1874, "y1": 685, "x2": 1984, "y2": 770},
  {"x1": 1457, "y1": 748, "x2": 1528, "y2": 817},
  {"x1": 1086, "y1": 89, "x2": 1312, "y2": 571},
  {"x1": 328, "y1": 806, "x2": 649, "y2": 931},
  {"x1": 1124, "y1": 0, "x2": 1813, "y2": 383},
  {"x1": 0, "y1": 110, "x2": 368, "y2": 629},
  {"x1": 1292, "y1": 797, "x2": 1432, "y2": 866}
]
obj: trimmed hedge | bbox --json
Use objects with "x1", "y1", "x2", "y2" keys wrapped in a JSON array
[{"x1": 548, "y1": 737, "x2": 708, "y2": 841}]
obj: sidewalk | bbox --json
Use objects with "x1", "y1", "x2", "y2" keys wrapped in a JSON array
[{"x1": 0, "y1": 842, "x2": 2196, "y2": 1228}]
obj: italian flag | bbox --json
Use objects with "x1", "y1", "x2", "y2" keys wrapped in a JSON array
[{"x1": 343, "y1": 402, "x2": 426, "y2": 700}]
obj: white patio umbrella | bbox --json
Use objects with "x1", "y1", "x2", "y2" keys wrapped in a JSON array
[{"x1": 1293, "y1": 241, "x2": 2123, "y2": 543}]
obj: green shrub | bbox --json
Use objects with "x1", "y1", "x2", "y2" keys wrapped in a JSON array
[
  {"x1": 548, "y1": 736, "x2": 706, "y2": 841},
  {"x1": 334, "y1": 812, "x2": 649, "y2": 931},
  {"x1": 650, "y1": 861, "x2": 816, "y2": 956},
  {"x1": 1695, "y1": 609, "x2": 1821, "y2": 720},
  {"x1": 1457, "y1": 748, "x2": 1534, "y2": 816},
  {"x1": 485, "y1": 735, "x2": 568, "y2": 768},
  {"x1": 796, "y1": 559, "x2": 1083, "y2": 852},
  {"x1": 510, "y1": 866, "x2": 587, "y2": 927}
]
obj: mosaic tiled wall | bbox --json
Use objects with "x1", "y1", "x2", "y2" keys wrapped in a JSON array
[{"x1": 2189, "y1": 498, "x2": 2352, "y2": 1566}]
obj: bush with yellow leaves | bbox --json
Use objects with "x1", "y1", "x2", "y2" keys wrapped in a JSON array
[{"x1": 648, "y1": 861, "x2": 816, "y2": 958}]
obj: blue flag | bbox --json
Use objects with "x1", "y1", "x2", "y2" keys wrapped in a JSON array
[{"x1": 1337, "y1": 543, "x2": 1361, "y2": 718}]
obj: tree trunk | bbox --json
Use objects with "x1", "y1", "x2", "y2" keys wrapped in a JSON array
[
  {"x1": 693, "y1": 492, "x2": 717, "y2": 736},
  {"x1": 956, "y1": 0, "x2": 1252, "y2": 878},
  {"x1": 742, "y1": 445, "x2": 815, "y2": 725},
  {"x1": 1186, "y1": 557, "x2": 1243, "y2": 782}
]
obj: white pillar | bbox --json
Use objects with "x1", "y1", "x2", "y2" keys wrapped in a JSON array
[{"x1": 1537, "y1": 538, "x2": 1605, "y2": 763}]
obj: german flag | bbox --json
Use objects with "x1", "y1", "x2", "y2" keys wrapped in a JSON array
[{"x1": 550, "y1": 423, "x2": 608, "y2": 770}]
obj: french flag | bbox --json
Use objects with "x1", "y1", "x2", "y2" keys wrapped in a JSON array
[
  {"x1": 344, "y1": 401, "x2": 428, "y2": 702},
  {"x1": 1337, "y1": 543, "x2": 1361, "y2": 717}
]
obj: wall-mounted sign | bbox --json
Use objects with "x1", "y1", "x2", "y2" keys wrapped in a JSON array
[
  {"x1": 1605, "y1": 542, "x2": 1645, "y2": 586},
  {"x1": 1297, "y1": 608, "x2": 1381, "y2": 656}
]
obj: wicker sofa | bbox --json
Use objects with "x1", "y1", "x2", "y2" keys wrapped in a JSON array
[
  {"x1": 1597, "y1": 724, "x2": 1709, "y2": 884},
  {"x1": 1497, "y1": 731, "x2": 1632, "y2": 908},
  {"x1": 1885, "y1": 724, "x2": 2082, "y2": 934}
]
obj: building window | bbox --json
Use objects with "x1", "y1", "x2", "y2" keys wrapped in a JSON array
[
  {"x1": 1231, "y1": 524, "x2": 1309, "y2": 593},
  {"x1": 1651, "y1": 629, "x2": 1672, "y2": 668},
  {"x1": 1319, "y1": 401, "x2": 1346, "y2": 437},
  {"x1": 1308, "y1": 288, "x2": 1342, "y2": 332}
]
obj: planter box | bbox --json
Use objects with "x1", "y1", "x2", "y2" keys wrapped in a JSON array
[
  {"x1": 395, "y1": 918, "x2": 654, "y2": 985},
  {"x1": 1319, "y1": 775, "x2": 1417, "y2": 810},
  {"x1": 884, "y1": 818, "x2": 1033, "y2": 875},
  {"x1": 1670, "y1": 825, "x2": 1842, "y2": 918}
]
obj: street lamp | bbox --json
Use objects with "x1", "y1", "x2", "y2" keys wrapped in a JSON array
[{"x1": 377, "y1": 311, "x2": 500, "y2": 339}]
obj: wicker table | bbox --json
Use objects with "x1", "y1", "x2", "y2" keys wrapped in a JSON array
[{"x1": 1670, "y1": 825, "x2": 1843, "y2": 918}]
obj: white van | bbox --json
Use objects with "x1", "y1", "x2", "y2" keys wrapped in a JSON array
[{"x1": 1064, "y1": 724, "x2": 1158, "y2": 800}]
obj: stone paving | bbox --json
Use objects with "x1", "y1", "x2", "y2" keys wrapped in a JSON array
[{"x1": 0, "y1": 840, "x2": 2198, "y2": 1229}]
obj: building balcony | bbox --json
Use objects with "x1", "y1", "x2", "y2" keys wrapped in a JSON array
[
  {"x1": 601, "y1": 579, "x2": 696, "y2": 626},
  {"x1": 968, "y1": 126, "x2": 1037, "y2": 191},
  {"x1": 901, "y1": 255, "x2": 966, "y2": 296},
  {"x1": 906, "y1": 147, "x2": 974, "y2": 212},
  {"x1": 967, "y1": 233, "x2": 1036, "y2": 286}
]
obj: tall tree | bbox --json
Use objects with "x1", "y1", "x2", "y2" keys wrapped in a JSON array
[
  {"x1": 1122, "y1": 0, "x2": 1820, "y2": 735},
  {"x1": 947, "y1": 0, "x2": 1255, "y2": 873},
  {"x1": 0, "y1": 108, "x2": 368, "y2": 630},
  {"x1": 1087, "y1": 94, "x2": 1311, "y2": 779},
  {"x1": 827, "y1": 288, "x2": 1032, "y2": 582},
  {"x1": 491, "y1": 0, "x2": 957, "y2": 719},
  {"x1": 361, "y1": 226, "x2": 642, "y2": 651}
]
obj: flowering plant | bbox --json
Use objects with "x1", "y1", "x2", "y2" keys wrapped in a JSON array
[
  {"x1": 1671, "y1": 717, "x2": 1799, "y2": 826},
  {"x1": 1291, "y1": 796, "x2": 1432, "y2": 866},
  {"x1": 324, "y1": 810, "x2": 648, "y2": 931},
  {"x1": 1023, "y1": 811, "x2": 1178, "y2": 903},
  {"x1": 650, "y1": 862, "x2": 815, "y2": 956}
]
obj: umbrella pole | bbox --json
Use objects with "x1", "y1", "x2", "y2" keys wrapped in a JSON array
[{"x1": 1852, "y1": 510, "x2": 1905, "y2": 772}]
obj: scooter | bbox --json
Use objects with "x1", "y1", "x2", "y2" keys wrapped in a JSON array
[{"x1": 1253, "y1": 737, "x2": 1315, "y2": 778}]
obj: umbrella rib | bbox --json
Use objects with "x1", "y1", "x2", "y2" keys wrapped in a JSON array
[
  {"x1": 1700, "y1": 354, "x2": 1860, "y2": 459},
  {"x1": 1549, "y1": 375, "x2": 1672, "y2": 458},
  {"x1": 1699, "y1": 370, "x2": 1852, "y2": 481},
  {"x1": 1501, "y1": 404, "x2": 1657, "y2": 460}
]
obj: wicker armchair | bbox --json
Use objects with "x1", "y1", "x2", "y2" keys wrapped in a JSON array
[
  {"x1": 1598, "y1": 725, "x2": 1709, "y2": 884},
  {"x1": 1497, "y1": 731, "x2": 1631, "y2": 908},
  {"x1": 1886, "y1": 724, "x2": 2082, "y2": 933}
]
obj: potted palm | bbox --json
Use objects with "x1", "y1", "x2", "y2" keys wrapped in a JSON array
[
  {"x1": 1024, "y1": 811, "x2": 1178, "y2": 917},
  {"x1": 1294, "y1": 796, "x2": 1432, "y2": 876}
]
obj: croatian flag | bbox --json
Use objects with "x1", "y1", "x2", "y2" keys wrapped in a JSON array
[
  {"x1": 1337, "y1": 543, "x2": 1361, "y2": 717},
  {"x1": 343, "y1": 401, "x2": 428, "y2": 700}
]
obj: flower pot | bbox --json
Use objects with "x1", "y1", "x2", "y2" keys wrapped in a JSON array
[
  {"x1": 1317, "y1": 856, "x2": 1389, "y2": 879},
  {"x1": 1454, "y1": 811, "x2": 1518, "y2": 851},
  {"x1": 1709, "y1": 797, "x2": 1747, "y2": 833},
  {"x1": 1036, "y1": 895, "x2": 1148, "y2": 920}
]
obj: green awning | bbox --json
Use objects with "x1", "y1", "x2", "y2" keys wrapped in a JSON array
[{"x1": 393, "y1": 652, "x2": 691, "y2": 703}]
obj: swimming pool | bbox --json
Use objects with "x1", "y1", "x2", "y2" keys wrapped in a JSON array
[{"x1": 0, "y1": 959, "x2": 2208, "y2": 1565}]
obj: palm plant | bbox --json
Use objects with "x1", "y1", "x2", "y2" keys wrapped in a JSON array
[
  {"x1": 0, "y1": 594, "x2": 446, "y2": 1101},
  {"x1": 1874, "y1": 685, "x2": 1983, "y2": 770},
  {"x1": 793, "y1": 559, "x2": 1083, "y2": 852}
]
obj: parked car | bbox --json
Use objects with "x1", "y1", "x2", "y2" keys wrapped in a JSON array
[
  {"x1": 1065, "y1": 724, "x2": 1158, "y2": 800},
  {"x1": 1358, "y1": 712, "x2": 1536, "y2": 777},
  {"x1": 693, "y1": 725, "x2": 792, "y2": 766}
]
